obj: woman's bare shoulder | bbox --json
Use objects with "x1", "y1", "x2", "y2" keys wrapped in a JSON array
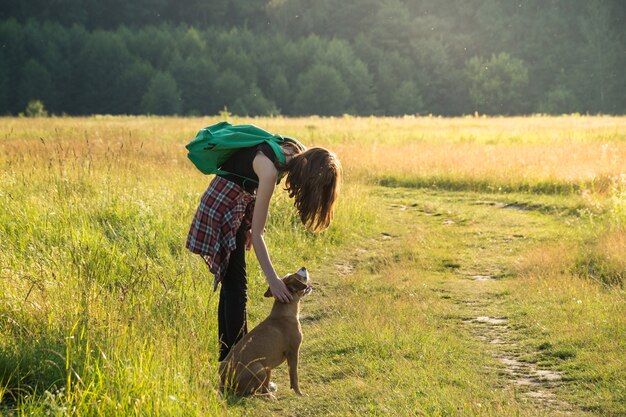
[{"x1": 252, "y1": 151, "x2": 278, "y2": 181}]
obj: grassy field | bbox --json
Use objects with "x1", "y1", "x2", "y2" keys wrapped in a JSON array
[{"x1": 0, "y1": 115, "x2": 625, "y2": 416}]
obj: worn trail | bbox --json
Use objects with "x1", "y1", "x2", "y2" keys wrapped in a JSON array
[{"x1": 414, "y1": 192, "x2": 583, "y2": 415}]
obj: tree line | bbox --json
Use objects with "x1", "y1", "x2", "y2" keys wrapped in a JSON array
[{"x1": 1, "y1": 0, "x2": 624, "y2": 116}]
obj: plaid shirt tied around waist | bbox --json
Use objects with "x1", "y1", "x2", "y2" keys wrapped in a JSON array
[{"x1": 186, "y1": 176, "x2": 255, "y2": 290}]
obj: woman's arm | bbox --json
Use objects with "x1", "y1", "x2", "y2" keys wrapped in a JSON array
[{"x1": 251, "y1": 152, "x2": 293, "y2": 303}]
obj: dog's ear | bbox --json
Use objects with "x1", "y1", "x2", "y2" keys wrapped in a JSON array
[{"x1": 285, "y1": 274, "x2": 307, "y2": 293}]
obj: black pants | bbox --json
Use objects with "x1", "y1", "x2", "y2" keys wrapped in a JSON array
[{"x1": 217, "y1": 226, "x2": 248, "y2": 361}]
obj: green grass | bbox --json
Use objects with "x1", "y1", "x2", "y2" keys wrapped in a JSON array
[
  {"x1": 1, "y1": 116, "x2": 625, "y2": 416},
  {"x1": 0, "y1": 132, "x2": 374, "y2": 414}
]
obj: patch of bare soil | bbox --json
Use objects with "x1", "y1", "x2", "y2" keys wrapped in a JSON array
[
  {"x1": 459, "y1": 280, "x2": 578, "y2": 415},
  {"x1": 334, "y1": 261, "x2": 355, "y2": 276}
]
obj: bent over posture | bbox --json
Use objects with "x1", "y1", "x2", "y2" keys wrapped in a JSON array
[{"x1": 186, "y1": 125, "x2": 341, "y2": 361}]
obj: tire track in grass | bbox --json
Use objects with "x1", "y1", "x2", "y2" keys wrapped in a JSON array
[
  {"x1": 461, "y1": 303, "x2": 572, "y2": 413},
  {"x1": 435, "y1": 197, "x2": 584, "y2": 416},
  {"x1": 339, "y1": 189, "x2": 586, "y2": 415}
]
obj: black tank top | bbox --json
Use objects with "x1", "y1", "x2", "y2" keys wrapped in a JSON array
[{"x1": 218, "y1": 143, "x2": 281, "y2": 193}]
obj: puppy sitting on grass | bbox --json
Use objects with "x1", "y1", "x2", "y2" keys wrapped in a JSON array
[{"x1": 219, "y1": 267, "x2": 312, "y2": 397}]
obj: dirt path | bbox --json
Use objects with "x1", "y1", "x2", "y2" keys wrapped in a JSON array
[
  {"x1": 341, "y1": 190, "x2": 586, "y2": 415},
  {"x1": 455, "y1": 277, "x2": 575, "y2": 415},
  {"x1": 427, "y1": 197, "x2": 584, "y2": 416},
  {"x1": 348, "y1": 190, "x2": 586, "y2": 415},
  {"x1": 364, "y1": 189, "x2": 589, "y2": 415}
]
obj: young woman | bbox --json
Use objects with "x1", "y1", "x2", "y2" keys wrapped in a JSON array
[{"x1": 186, "y1": 134, "x2": 341, "y2": 361}]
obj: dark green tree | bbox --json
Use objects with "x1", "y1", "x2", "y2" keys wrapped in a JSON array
[
  {"x1": 0, "y1": 50, "x2": 8, "y2": 114},
  {"x1": 267, "y1": 74, "x2": 291, "y2": 114},
  {"x1": 243, "y1": 32, "x2": 294, "y2": 108},
  {"x1": 318, "y1": 39, "x2": 377, "y2": 115},
  {"x1": 231, "y1": 85, "x2": 278, "y2": 116},
  {"x1": 0, "y1": 18, "x2": 24, "y2": 113},
  {"x1": 466, "y1": 53, "x2": 529, "y2": 115},
  {"x1": 140, "y1": 71, "x2": 182, "y2": 115},
  {"x1": 287, "y1": 35, "x2": 326, "y2": 82},
  {"x1": 17, "y1": 59, "x2": 53, "y2": 111},
  {"x1": 539, "y1": 86, "x2": 578, "y2": 115},
  {"x1": 574, "y1": 0, "x2": 623, "y2": 113},
  {"x1": 214, "y1": 70, "x2": 246, "y2": 110},
  {"x1": 49, "y1": 23, "x2": 89, "y2": 114},
  {"x1": 117, "y1": 59, "x2": 155, "y2": 114},
  {"x1": 216, "y1": 47, "x2": 257, "y2": 87},
  {"x1": 293, "y1": 64, "x2": 349, "y2": 116},
  {"x1": 177, "y1": 27, "x2": 206, "y2": 58},
  {"x1": 388, "y1": 81, "x2": 424, "y2": 116},
  {"x1": 374, "y1": 52, "x2": 414, "y2": 115},
  {"x1": 123, "y1": 25, "x2": 179, "y2": 71},
  {"x1": 366, "y1": 0, "x2": 412, "y2": 52},
  {"x1": 74, "y1": 30, "x2": 134, "y2": 114},
  {"x1": 409, "y1": 22, "x2": 468, "y2": 115},
  {"x1": 170, "y1": 55, "x2": 218, "y2": 115}
]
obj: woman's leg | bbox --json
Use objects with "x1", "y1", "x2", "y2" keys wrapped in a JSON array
[{"x1": 218, "y1": 226, "x2": 248, "y2": 361}]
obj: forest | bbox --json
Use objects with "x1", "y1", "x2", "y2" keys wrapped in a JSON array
[{"x1": 1, "y1": 0, "x2": 624, "y2": 116}]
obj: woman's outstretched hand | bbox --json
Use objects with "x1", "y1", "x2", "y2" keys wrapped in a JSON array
[{"x1": 268, "y1": 278, "x2": 293, "y2": 303}]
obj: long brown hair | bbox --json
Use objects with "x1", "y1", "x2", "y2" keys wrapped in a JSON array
[{"x1": 281, "y1": 147, "x2": 341, "y2": 232}]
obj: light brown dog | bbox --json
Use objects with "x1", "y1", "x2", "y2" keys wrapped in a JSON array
[{"x1": 219, "y1": 267, "x2": 312, "y2": 397}]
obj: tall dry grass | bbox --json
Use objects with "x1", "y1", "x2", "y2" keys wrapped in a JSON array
[
  {"x1": 242, "y1": 115, "x2": 626, "y2": 191},
  {"x1": 2, "y1": 115, "x2": 625, "y2": 192}
]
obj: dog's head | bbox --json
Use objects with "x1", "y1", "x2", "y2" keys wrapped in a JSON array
[{"x1": 264, "y1": 267, "x2": 313, "y2": 299}]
